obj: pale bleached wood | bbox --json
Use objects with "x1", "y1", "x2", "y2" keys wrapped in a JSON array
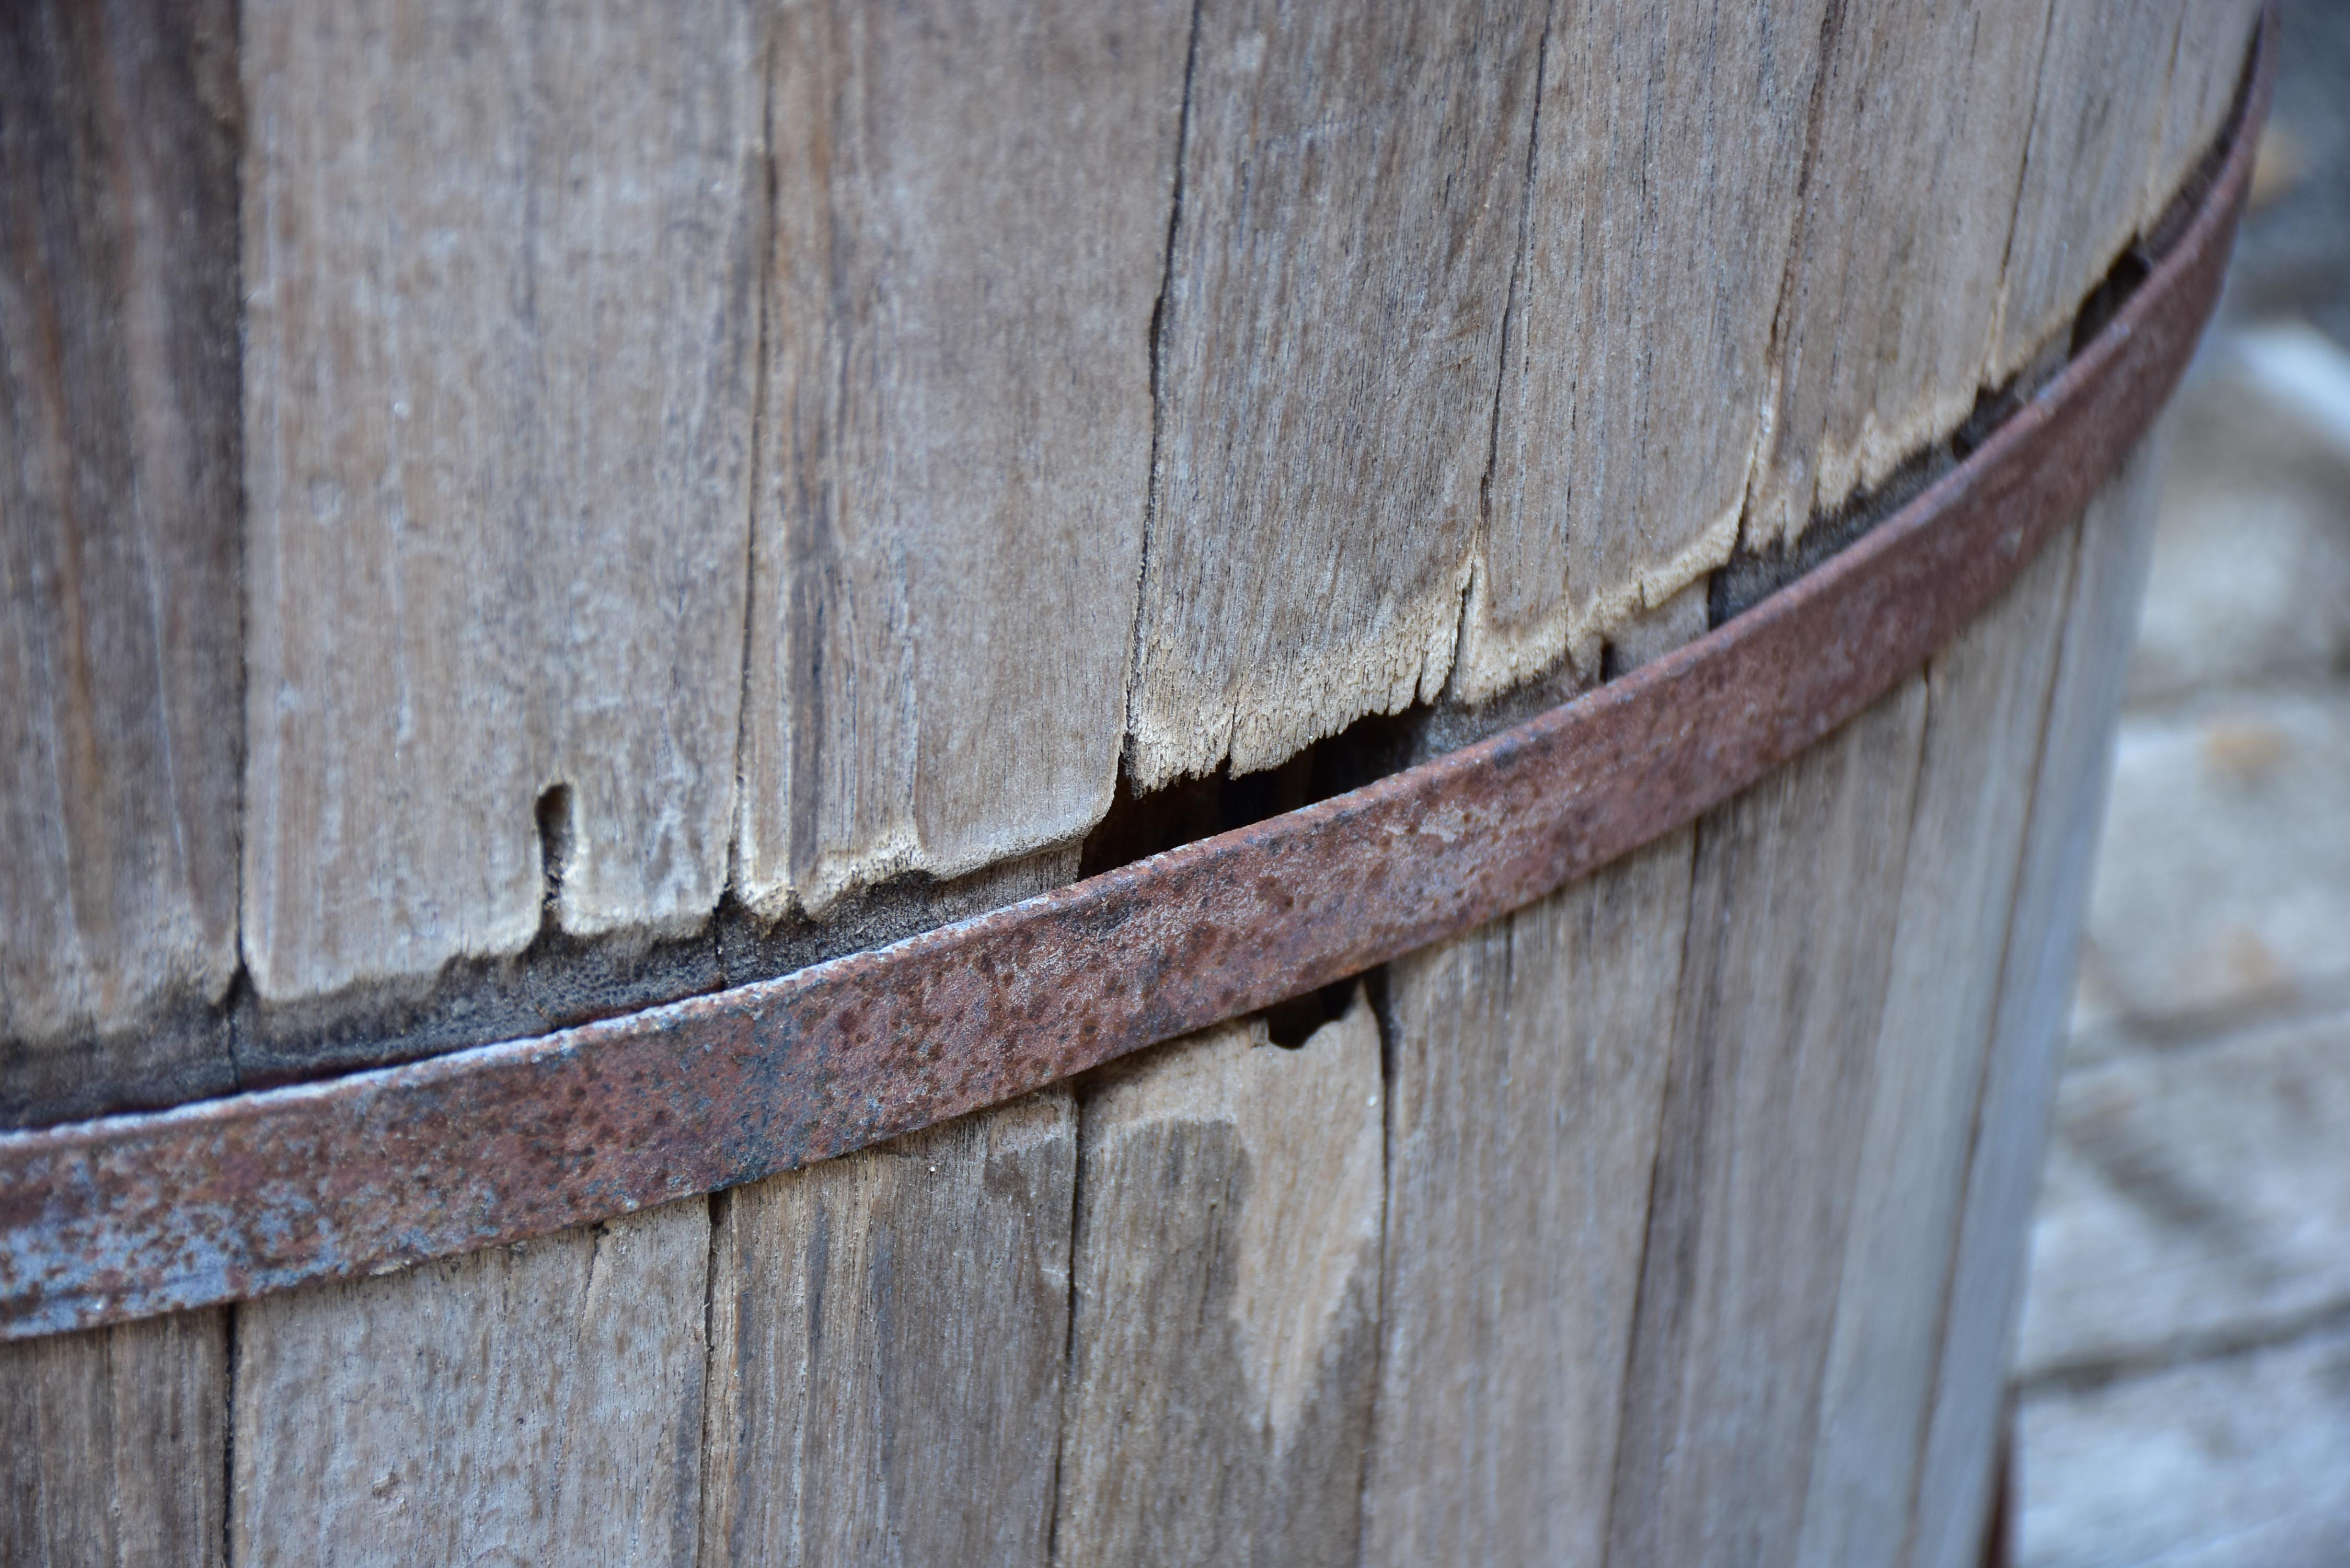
[
  {"x1": 1602, "y1": 579, "x2": 1711, "y2": 678},
  {"x1": 0, "y1": 1310, "x2": 227, "y2": 1568},
  {"x1": 1457, "y1": 0, "x2": 1827, "y2": 696},
  {"x1": 1990, "y1": 0, "x2": 2197, "y2": 381},
  {"x1": 2145, "y1": 0, "x2": 2263, "y2": 225},
  {"x1": 736, "y1": 0, "x2": 1189, "y2": 915},
  {"x1": 0, "y1": 0, "x2": 240, "y2": 1121},
  {"x1": 1743, "y1": 0, "x2": 2051, "y2": 548},
  {"x1": 1909, "y1": 434, "x2": 2170, "y2": 1568},
  {"x1": 0, "y1": 19, "x2": 2220, "y2": 1568},
  {"x1": 1790, "y1": 529, "x2": 2077, "y2": 1568},
  {"x1": 1055, "y1": 1000, "x2": 1383, "y2": 1568},
  {"x1": 231, "y1": 1200, "x2": 711, "y2": 1567},
  {"x1": 1124, "y1": 0, "x2": 1546, "y2": 785},
  {"x1": 698, "y1": 1092, "x2": 1076, "y2": 1567},
  {"x1": 239, "y1": 0, "x2": 762, "y2": 1005},
  {"x1": 1362, "y1": 830, "x2": 1694, "y2": 1566},
  {"x1": 1605, "y1": 674, "x2": 1929, "y2": 1568}
]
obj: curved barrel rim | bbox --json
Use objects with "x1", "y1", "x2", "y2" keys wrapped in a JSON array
[{"x1": 0, "y1": 10, "x2": 2273, "y2": 1340}]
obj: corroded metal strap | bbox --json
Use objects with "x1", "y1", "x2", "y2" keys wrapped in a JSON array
[{"x1": 0, "y1": 20, "x2": 2270, "y2": 1340}]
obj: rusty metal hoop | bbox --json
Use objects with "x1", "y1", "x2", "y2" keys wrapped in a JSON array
[{"x1": 0, "y1": 15, "x2": 2273, "y2": 1341}]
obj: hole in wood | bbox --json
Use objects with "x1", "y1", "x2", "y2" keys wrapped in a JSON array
[{"x1": 536, "y1": 783, "x2": 576, "y2": 932}]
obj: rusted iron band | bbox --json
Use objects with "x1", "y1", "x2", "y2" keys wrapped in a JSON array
[{"x1": 0, "y1": 18, "x2": 2270, "y2": 1340}]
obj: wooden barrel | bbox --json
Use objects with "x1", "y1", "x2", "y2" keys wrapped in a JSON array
[{"x1": 0, "y1": 1, "x2": 2265, "y2": 1562}]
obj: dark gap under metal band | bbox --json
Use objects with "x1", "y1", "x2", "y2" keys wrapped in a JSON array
[{"x1": 0, "y1": 15, "x2": 2271, "y2": 1341}]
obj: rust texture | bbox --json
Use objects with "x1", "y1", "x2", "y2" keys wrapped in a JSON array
[{"x1": 0, "y1": 16, "x2": 2272, "y2": 1340}]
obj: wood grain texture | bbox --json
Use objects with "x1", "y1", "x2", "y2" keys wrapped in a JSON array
[
  {"x1": 2146, "y1": 0, "x2": 2264, "y2": 224},
  {"x1": 736, "y1": 0, "x2": 1188, "y2": 915},
  {"x1": 1790, "y1": 527, "x2": 2077, "y2": 1568},
  {"x1": 0, "y1": 0, "x2": 241, "y2": 1120},
  {"x1": 698, "y1": 1092, "x2": 1075, "y2": 1567},
  {"x1": 1743, "y1": 0, "x2": 2050, "y2": 548},
  {"x1": 1991, "y1": 0, "x2": 2196, "y2": 381},
  {"x1": 1124, "y1": 0, "x2": 1545, "y2": 785},
  {"x1": 231, "y1": 1200, "x2": 711, "y2": 1567},
  {"x1": 1363, "y1": 831, "x2": 1694, "y2": 1567},
  {"x1": 1606, "y1": 674, "x2": 1929, "y2": 1568},
  {"x1": 239, "y1": 0, "x2": 763, "y2": 1006},
  {"x1": 1457, "y1": 0, "x2": 1827, "y2": 697},
  {"x1": 1600, "y1": 579, "x2": 1711, "y2": 679},
  {"x1": 1055, "y1": 1000, "x2": 1383, "y2": 1568},
  {"x1": 0, "y1": 1309, "x2": 227, "y2": 1568},
  {"x1": 1910, "y1": 435, "x2": 2169, "y2": 1568}
]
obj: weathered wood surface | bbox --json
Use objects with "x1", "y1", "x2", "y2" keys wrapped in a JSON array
[
  {"x1": 2149, "y1": 0, "x2": 2266, "y2": 224},
  {"x1": 231, "y1": 1200, "x2": 711, "y2": 1566},
  {"x1": 0, "y1": 5, "x2": 2239, "y2": 1563},
  {"x1": 1992, "y1": 0, "x2": 2257, "y2": 382},
  {"x1": 0, "y1": 1309, "x2": 227, "y2": 1568},
  {"x1": 1743, "y1": 0, "x2": 2047, "y2": 547},
  {"x1": 737, "y1": 0, "x2": 1186, "y2": 913},
  {"x1": 0, "y1": 0, "x2": 243, "y2": 1122},
  {"x1": 1364, "y1": 831, "x2": 1692, "y2": 1565},
  {"x1": 0, "y1": 456, "x2": 2173, "y2": 1562},
  {"x1": 699, "y1": 1092, "x2": 1075, "y2": 1567},
  {"x1": 1911, "y1": 435, "x2": 2169, "y2": 1568},
  {"x1": 1460, "y1": 0, "x2": 1826, "y2": 694},
  {"x1": 1607, "y1": 674, "x2": 1930, "y2": 1568},
  {"x1": 1056, "y1": 1001, "x2": 1383, "y2": 1567},
  {"x1": 3, "y1": 0, "x2": 2251, "y2": 1107},
  {"x1": 239, "y1": 0, "x2": 763, "y2": 1008},
  {"x1": 1124, "y1": 0, "x2": 1544, "y2": 784},
  {"x1": 1792, "y1": 528, "x2": 2077, "y2": 1568}
]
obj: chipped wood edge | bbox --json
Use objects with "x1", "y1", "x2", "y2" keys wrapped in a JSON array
[{"x1": 0, "y1": 10, "x2": 2271, "y2": 1342}]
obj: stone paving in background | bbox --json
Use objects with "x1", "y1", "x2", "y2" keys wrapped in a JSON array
[
  {"x1": 2015, "y1": 12, "x2": 2350, "y2": 1555},
  {"x1": 2018, "y1": 342, "x2": 2350, "y2": 1567}
]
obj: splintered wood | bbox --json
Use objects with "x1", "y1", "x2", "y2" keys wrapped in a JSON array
[
  {"x1": 85, "y1": 442, "x2": 2150, "y2": 1560},
  {"x1": 0, "y1": 0, "x2": 2241, "y2": 1560},
  {"x1": 737, "y1": 0, "x2": 1188, "y2": 913},
  {"x1": 1743, "y1": 0, "x2": 2048, "y2": 547},
  {"x1": 1461, "y1": 0, "x2": 1825, "y2": 694},
  {"x1": 1994, "y1": 0, "x2": 2261, "y2": 381},
  {"x1": 1122, "y1": 0, "x2": 1543, "y2": 785},
  {"x1": 0, "y1": 452, "x2": 2163, "y2": 1563},
  {"x1": 239, "y1": 0, "x2": 763, "y2": 1006},
  {"x1": 5, "y1": 0, "x2": 2248, "y2": 1066}
]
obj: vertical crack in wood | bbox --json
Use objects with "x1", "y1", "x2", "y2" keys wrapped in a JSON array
[
  {"x1": 1043, "y1": 1088, "x2": 1085, "y2": 1567},
  {"x1": 1982, "y1": 0, "x2": 2063, "y2": 383},
  {"x1": 1456, "y1": 0, "x2": 1559, "y2": 706},
  {"x1": 1593, "y1": 820, "x2": 1704, "y2": 1568},
  {"x1": 687, "y1": 1188, "x2": 727, "y2": 1568},
  {"x1": 724, "y1": 16, "x2": 782, "y2": 912},
  {"x1": 1737, "y1": 0, "x2": 1851, "y2": 555},
  {"x1": 222, "y1": 0, "x2": 253, "y2": 1115},
  {"x1": 222, "y1": 1301, "x2": 240, "y2": 1568},
  {"x1": 1353, "y1": 959, "x2": 1402, "y2": 1557},
  {"x1": 1119, "y1": 0, "x2": 1205, "y2": 793}
]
